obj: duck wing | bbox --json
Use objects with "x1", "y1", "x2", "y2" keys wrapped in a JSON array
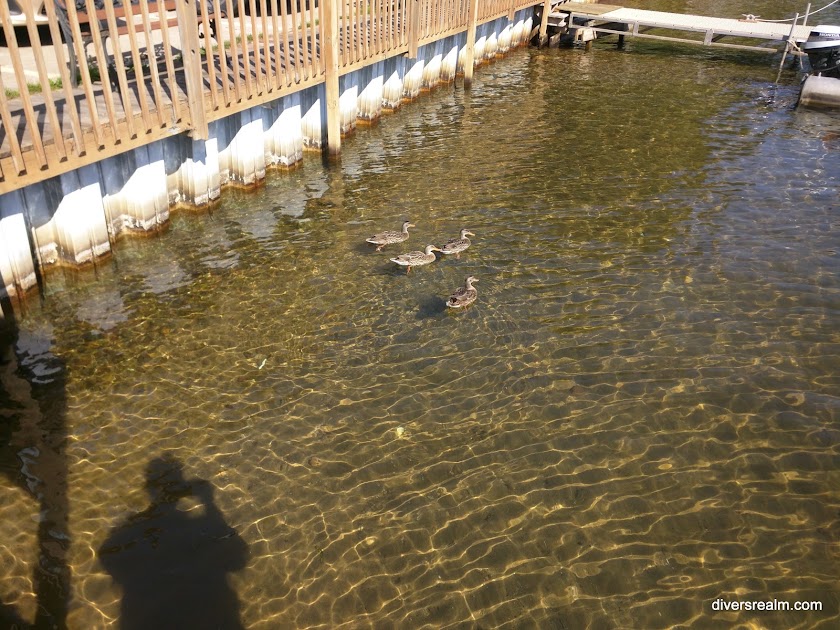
[
  {"x1": 367, "y1": 230, "x2": 399, "y2": 243},
  {"x1": 441, "y1": 237, "x2": 470, "y2": 253},
  {"x1": 447, "y1": 287, "x2": 477, "y2": 307},
  {"x1": 390, "y1": 251, "x2": 421, "y2": 265}
]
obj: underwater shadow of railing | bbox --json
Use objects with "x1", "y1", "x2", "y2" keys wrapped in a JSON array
[{"x1": 0, "y1": 313, "x2": 71, "y2": 628}]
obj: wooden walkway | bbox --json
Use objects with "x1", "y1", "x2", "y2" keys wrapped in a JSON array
[
  {"x1": 0, "y1": 0, "x2": 532, "y2": 195},
  {"x1": 556, "y1": 2, "x2": 814, "y2": 53}
]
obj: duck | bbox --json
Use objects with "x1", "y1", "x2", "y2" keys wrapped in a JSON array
[
  {"x1": 390, "y1": 245, "x2": 442, "y2": 273},
  {"x1": 447, "y1": 276, "x2": 479, "y2": 308},
  {"x1": 366, "y1": 221, "x2": 415, "y2": 251},
  {"x1": 440, "y1": 229, "x2": 475, "y2": 258}
]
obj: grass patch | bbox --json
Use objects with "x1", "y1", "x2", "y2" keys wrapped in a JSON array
[
  {"x1": 78, "y1": 64, "x2": 102, "y2": 83},
  {"x1": 201, "y1": 32, "x2": 265, "y2": 55},
  {"x1": 4, "y1": 77, "x2": 63, "y2": 99}
]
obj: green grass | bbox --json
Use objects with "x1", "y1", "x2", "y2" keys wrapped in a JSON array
[
  {"x1": 82, "y1": 65, "x2": 102, "y2": 83},
  {"x1": 4, "y1": 77, "x2": 63, "y2": 100},
  {"x1": 201, "y1": 33, "x2": 261, "y2": 56},
  {"x1": 3, "y1": 63, "x2": 107, "y2": 98}
]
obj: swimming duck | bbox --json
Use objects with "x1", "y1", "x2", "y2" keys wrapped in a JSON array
[
  {"x1": 390, "y1": 245, "x2": 442, "y2": 273},
  {"x1": 440, "y1": 229, "x2": 475, "y2": 258},
  {"x1": 366, "y1": 221, "x2": 415, "y2": 251},
  {"x1": 447, "y1": 276, "x2": 479, "y2": 308}
]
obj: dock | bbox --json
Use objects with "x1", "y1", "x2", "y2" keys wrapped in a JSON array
[{"x1": 550, "y1": 2, "x2": 814, "y2": 53}]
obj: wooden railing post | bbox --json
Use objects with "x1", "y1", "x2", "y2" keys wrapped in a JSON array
[
  {"x1": 175, "y1": 0, "x2": 209, "y2": 139},
  {"x1": 775, "y1": 13, "x2": 799, "y2": 83},
  {"x1": 538, "y1": 0, "x2": 551, "y2": 47},
  {"x1": 799, "y1": 3, "x2": 812, "y2": 70},
  {"x1": 408, "y1": 0, "x2": 422, "y2": 59},
  {"x1": 464, "y1": 0, "x2": 480, "y2": 88},
  {"x1": 324, "y1": 0, "x2": 341, "y2": 156}
]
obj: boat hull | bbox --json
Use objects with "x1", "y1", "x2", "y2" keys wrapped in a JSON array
[{"x1": 798, "y1": 74, "x2": 840, "y2": 109}]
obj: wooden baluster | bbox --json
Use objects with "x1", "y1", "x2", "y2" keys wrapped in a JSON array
[
  {"x1": 0, "y1": 2, "x2": 48, "y2": 167},
  {"x1": 175, "y1": 0, "x2": 210, "y2": 138}
]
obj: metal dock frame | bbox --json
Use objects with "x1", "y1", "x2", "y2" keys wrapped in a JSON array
[{"x1": 557, "y1": 2, "x2": 814, "y2": 55}]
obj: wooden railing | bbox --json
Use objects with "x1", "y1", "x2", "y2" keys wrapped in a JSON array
[
  {"x1": 479, "y1": 0, "x2": 513, "y2": 21},
  {"x1": 0, "y1": 0, "x2": 537, "y2": 193},
  {"x1": 417, "y1": 0, "x2": 467, "y2": 42}
]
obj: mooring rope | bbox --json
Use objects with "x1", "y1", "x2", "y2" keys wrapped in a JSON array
[{"x1": 757, "y1": 0, "x2": 840, "y2": 22}]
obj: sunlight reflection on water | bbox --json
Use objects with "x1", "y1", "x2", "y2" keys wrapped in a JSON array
[{"x1": 2, "y1": 16, "x2": 840, "y2": 629}]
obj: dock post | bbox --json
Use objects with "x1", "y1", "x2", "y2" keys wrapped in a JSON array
[
  {"x1": 775, "y1": 13, "x2": 799, "y2": 83},
  {"x1": 408, "y1": 0, "x2": 421, "y2": 59},
  {"x1": 175, "y1": 0, "x2": 209, "y2": 140},
  {"x1": 800, "y1": 4, "x2": 812, "y2": 70},
  {"x1": 324, "y1": 0, "x2": 341, "y2": 156},
  {"x1": 538, "y1": 0, "x2": 551, "y2": 47},
  {"x1": 464, "y1": 0, "x2": 480, "y2": 88}
]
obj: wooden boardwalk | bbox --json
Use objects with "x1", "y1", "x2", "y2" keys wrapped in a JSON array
[
  {"x1": 0, "y1": 30, "x2": 328, "y2": 161},
  {"x1": 556, "y1": 2, "x2": 814, "y2": 52},
  {"x1": 0, "y1": 0, "x2": 532, "y2": 195}
]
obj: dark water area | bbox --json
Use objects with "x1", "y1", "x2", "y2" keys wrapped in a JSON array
[{"x1": 2, "y1": 2, "x2": 840, "y2": 627}]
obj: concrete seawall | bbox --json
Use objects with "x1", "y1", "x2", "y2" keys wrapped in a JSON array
[{"x1": 0, "y1": 11, "x2": 534, "y2": 316}]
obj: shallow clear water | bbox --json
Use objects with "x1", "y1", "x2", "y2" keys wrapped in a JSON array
[{"x1": 2, "y1": 4, "x2": 840, "y2": 628}]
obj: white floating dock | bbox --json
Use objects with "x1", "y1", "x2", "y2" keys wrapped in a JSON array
[{"x1": 557, "y1": 2, "x2": 814, "y2": 52}]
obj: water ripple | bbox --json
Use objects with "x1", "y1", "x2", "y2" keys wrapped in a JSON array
[{"x1": 3, "y1": 16, "x2": 840, "y2": 629}]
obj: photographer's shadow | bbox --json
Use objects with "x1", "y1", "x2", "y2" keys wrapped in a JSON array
[{"x1": 98, "y1": 454, "x2": 248, "y2": 630}]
